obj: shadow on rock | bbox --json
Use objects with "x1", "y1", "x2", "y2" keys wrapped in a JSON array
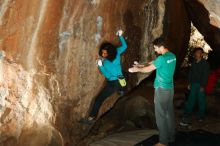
[{"x1": 78, "y1": 95, "x2": 156, "y2": 146}]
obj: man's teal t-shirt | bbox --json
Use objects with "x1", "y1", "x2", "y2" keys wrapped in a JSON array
[{"x1": 152, "y1": 52, "x2": 176, "y2": 89}]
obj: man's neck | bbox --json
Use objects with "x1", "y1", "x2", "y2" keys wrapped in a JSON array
[{"x1": 162, "y1": 49, "x2": 169, "y2": 55}]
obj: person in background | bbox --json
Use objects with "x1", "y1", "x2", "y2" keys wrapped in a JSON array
[
  {"x1": 129, "y1": 37, "x2": 176, "y2": 146},
  {"x1": 80, "y1": 29, "x2": 127, "y2": 124},
  {"x1": 180, "y1": 47, "x2": 210, "y2": 126}
]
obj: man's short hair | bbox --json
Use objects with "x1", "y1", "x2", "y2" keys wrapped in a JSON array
[{"x1": 152, "y1": 37, "x2": 168, "y2": 48}]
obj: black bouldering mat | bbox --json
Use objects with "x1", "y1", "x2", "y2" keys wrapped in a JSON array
[{"x1": 134, "y1": 129, "x2": 220, "y2": 146}]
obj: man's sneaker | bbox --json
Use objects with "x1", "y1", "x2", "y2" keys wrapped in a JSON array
[
  {"x1": 197, "y1": 117, "x2": 204, "y2": 122},
  {"x1": 179, "y1": 116, "x2": 190, "y2": 127},
  {"x1": 179, "y1": 121, "x2": 189, "y2": 126}
]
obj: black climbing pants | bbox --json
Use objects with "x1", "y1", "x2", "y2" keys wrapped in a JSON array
[{"x1": 89, "y1": 80, "x2": 122, "y2": 117}]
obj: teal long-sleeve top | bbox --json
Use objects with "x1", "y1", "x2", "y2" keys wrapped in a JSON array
[{"x1": 98, "y1": 36, "x2": 127, "y2": 81}]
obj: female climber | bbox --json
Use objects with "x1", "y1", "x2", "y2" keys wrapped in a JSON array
[{"x1": 80, "y1": 29, "x2": 128, "y2": 124}]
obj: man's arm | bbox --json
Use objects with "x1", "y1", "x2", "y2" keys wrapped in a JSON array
[
  {"x1": 147, "y1": 61, "x2": 153, "y2": 65},
  {"x1": 132, "y1": 61, "x2": 153, "y2": 68},
  {"x1": 128, "y1": 64, "x2": 156, "y2": 73},
  {"x1": 129, "y1": 56, "x2": 164, "y2": 73}
]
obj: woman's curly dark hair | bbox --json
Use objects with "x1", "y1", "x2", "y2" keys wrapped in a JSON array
[{"x1": 99, "y1": 42, "x2": 117, "y2": 62}]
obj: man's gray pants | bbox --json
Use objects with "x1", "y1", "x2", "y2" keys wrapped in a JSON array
[{"x1": 154, "y1": 87, "x2": 175, "y2": 145}]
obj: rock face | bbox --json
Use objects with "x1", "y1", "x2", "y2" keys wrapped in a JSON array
[
  {"x1": 185, "y1": 0, "x2": 220, "y2": 69},
  {"x1": 4, "y1": 0, "x2": 220, "y2": 145},
  {"x1": 165, "y1": 0, "x2": 191, "y2": 68},
  {"x1": 0, "y1": 1, "x2": 150, "y2": 145}
]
